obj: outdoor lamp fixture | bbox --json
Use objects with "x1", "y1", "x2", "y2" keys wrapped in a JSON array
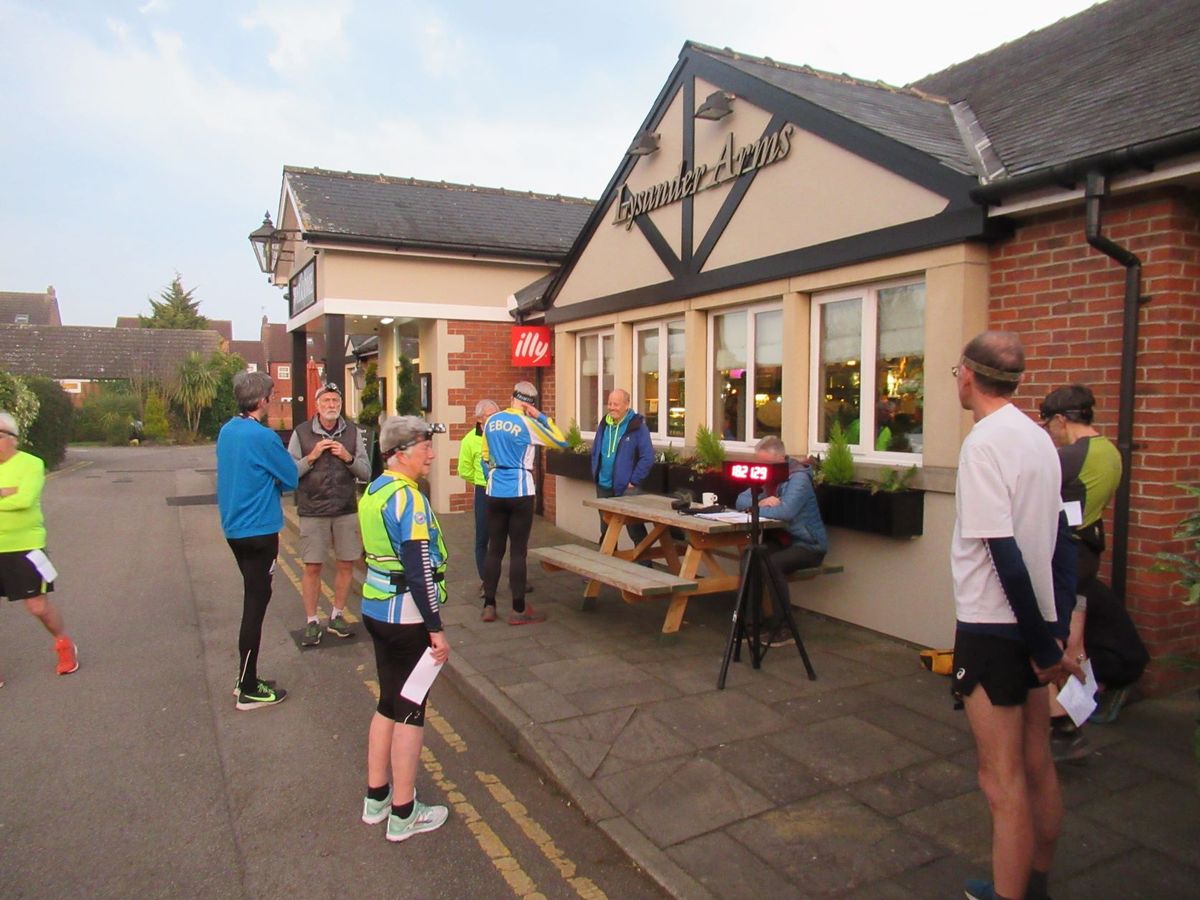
[
  {"x1": 248, "y1": 213, "x2": 279, "y2": 274},
  {"x1": 695, "y1": 90, "x2": 735, "y2": 121},
  {"x1": 350, "y1": 362, "x2": 366, "y2": 391},
  {"x1": 627, "y1": 130, "x2": 660, "y2": 156}
]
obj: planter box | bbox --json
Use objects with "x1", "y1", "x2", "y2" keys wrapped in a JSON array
[
  {"x1": 816, "y1": 483, "x2": 924, "y2": 538},
  {"x1": 641, "y1": 461, "x2": 669, "y2": 495},
  {"x1": 545, "y1": 449, "x2": 593, "y2": 481},
  {"x1": 665, "y1": 465, "x2": 740, "y2": 506}
]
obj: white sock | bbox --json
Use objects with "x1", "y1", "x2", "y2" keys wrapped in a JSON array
[
  {"x1": 307, "y1": 616, "x2": 319, "y2": 624},
  {"x1": 331, "y1": 609, "x2": 344, "y2": 620}
]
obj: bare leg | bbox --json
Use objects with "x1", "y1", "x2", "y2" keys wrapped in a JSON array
[
  {"x1": 24, "y1": 595, "x2": 64, "y2": 637},
  {"x1": 301, "y1": 563, "x2": 323, "y2": 619},
  {"x1": 391, "y1": 722, "x2": 425, "y2": 807},
  {"x1": 964, "y1": 688, "x2": 1033, "y2": 900},
  {"x1": 1023, "y1": 685, "x2": 1063, "y2": 873},
  {"x1": 367, "y1": 712, "x2": 394, "y2": 788},
  {"x1": 332, "y1": 559, "x2": 355, "y2": 614}
]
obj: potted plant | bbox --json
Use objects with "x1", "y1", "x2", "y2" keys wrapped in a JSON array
[
  {"x1": 545, "y1": 419, "x2": 593, "y2": 481},
  {"x1": 815, "y1": 423, "x2": 924, "y2": 538},
  {"x1": 666, "y1": 425, "x2": 738, "y2": 505}
]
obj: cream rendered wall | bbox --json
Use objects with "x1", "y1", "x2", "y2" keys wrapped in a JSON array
[
  {"x1": 690, "y1": 77, "x2": 769, "y2": 243},
  {"x1": 637, "y1": 89, "x2": 686, "y2": 260},
  {"x1": 556, "y1": 196, "x2": 675, "y2": 306},
  {"x1": 318, "y1": 250, "x2": 551, "y2": 306}
]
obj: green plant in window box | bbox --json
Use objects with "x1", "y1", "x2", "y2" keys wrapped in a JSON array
[
  {"x1": 869, "y1": 464, "x2": 919, "y2": 495},
  {"x1": 690, "y1": 424, "x2": 726, "y2": 474},
  {"x1": 563, "y1": 418, "x2": 591, "y2": 455},
  {"x1": 815, "y1": 421, "x2": 855, "y2": 486},
  {"x1": 657, "y1": 442, "x2": 682, "y2": 465}
]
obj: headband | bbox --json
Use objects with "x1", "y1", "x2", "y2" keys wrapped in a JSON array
[
  {"x1": 513, "y1": 389, "x2": 537, "y2": 404},
  {"x1": 961, "y1": 355, "x2": 1023, "y2": 383},
  {"x1": 381, "y1": 422, "x2": 447, "y2": 457}
]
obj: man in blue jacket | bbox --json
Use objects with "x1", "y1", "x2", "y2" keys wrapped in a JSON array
[
  {"x1": 217, "y1": 371, "x2": 298, "y2": 711},
  {"x1": 591, "y1": 389, "x2": 655, "y2": 552},
  {"x1": 734, "y1": 436, "x2": 827, "y2": 646}
]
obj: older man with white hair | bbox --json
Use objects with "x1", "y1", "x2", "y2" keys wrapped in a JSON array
[{"x1": 0, "y1": 410, "x2": 78, "y2": 682}]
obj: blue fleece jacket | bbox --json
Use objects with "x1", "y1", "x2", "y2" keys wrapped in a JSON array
[
  {"x1": 591, "y1": 412, "x2": 654, "y2": 494},
  {"x1": 216, "y1": 416, "x2": 299, "y2": 539},
  {"x1": 735, "y1": 457, "x2": 827, "y2": 554}
]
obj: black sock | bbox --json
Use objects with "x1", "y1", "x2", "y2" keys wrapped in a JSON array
[
  {"x1": 1026, "y1": 869, "x2": 1049, "y2": 900},
  {"x1": 367, "y1": 784, "x2": 390, "y2": 802},
  {"x1": 1050, "y1": 715, "x2": 1075, "y2": 734},
  {"x1": 392, "y1": 799, "x2": 415, "y2": 819}
]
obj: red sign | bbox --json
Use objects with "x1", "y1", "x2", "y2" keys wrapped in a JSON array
[{"x1": 511, "y1": 326, "x2": 552, "y2": 367}]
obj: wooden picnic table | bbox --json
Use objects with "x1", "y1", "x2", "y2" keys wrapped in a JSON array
[{"x1": 579, "y1": 493, "x2": 783, "y2": 636}]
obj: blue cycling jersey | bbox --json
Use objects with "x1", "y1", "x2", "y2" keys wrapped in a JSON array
[{"x1": 481, "y1": 407, "x2": 568, "y2": 498}]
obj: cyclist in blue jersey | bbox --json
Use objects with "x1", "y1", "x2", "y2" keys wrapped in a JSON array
[{"x1": 480, "y1": 381, "x2": 568, "y2": 624}]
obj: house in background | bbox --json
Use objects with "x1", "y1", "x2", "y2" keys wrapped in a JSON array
[
  {"x1": 259, "y1": 315, "x2": 325, "y2": 429},
  {"x1": 116, "y1": 315, "x2": 234, "y2": 342},
  {"x1": 0, "y1": 287, "x2": 62, "y2": 326}
]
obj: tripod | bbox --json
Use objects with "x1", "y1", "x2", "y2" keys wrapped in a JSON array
[{"x1": 717, "y1": 484, "x2": 817, "y2": 689}]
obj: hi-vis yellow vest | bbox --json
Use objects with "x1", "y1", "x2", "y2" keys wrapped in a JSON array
[{"x1": 358, "y1": 473, "x2": 448, "y2": 612}]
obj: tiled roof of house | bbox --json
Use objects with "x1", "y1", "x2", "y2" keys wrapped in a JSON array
[
  {"x1": 913, "y1": 0, "x2": 1200, "y2": 178},
  {"x1": 228, "y1": 339, "x2": 265, "y2": 370},
  {"x1": 284, "y1": 167, "x2": 595, "y2": 259},
  {"x1": 691, "y1": 44, "x2": 975, "y2": 175},
  {"x1": 116, "y1": 315, "x2": 234, "y2": 341},
  {"x1": 0, "y1": 289, "x2": 62, "y2": 326},
  {"x1": 0, "y1": 325, "x2": 222, "y2": 381}
]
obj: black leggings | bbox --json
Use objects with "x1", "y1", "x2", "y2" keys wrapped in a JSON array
[
  {"x1": 227, "y1": 533, "x2": 278, "y2": 692},
  {"x1": 482, "y1": 495, "x2": 534, "y2": 612}
]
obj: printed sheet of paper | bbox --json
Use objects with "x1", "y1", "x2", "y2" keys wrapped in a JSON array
[
  {"x1": 1056, "y1": 658, "x2": 1097, "y2": 727},
  {"x1": 25, "y1": 549, "x2": 58, "y2": 583},
  {"x1": 400, "y1": 647, "x2": 444, "y2": 704},
  {"x1": 1061, "y1": 500, "x2": 1084, "y2": 527},
  {"x1": 695, "y1": 511, "x2": 753, "y2": 523}
]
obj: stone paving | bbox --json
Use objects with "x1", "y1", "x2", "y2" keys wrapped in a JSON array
[{"x1": 418, "y1": 511, "x2": 1198, "y2": 898}]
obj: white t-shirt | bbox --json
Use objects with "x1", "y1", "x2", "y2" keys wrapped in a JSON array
[{"x1": 952, "y1": 403, "x2": 1062, "y2": 625}]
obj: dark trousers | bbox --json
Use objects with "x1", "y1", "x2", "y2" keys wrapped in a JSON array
[
  {"x1": 483, "y1": 495, "x2": 535, "y2": 613},
  {"x1": 596, "y1": 484, "x2": 649, "y2": 548},
  {"x1": 473, "y1": 484, "x2": 489, "y2": 580},
  {"x1": 758, "y1": 538, "x2": 824, "y2": 629},
  {"x1": 227, "y1": 533, "x2": 278, "y2": 691}
]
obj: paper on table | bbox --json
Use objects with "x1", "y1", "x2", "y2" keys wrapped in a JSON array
[
  {"x1": 25, "y1": 549, "x2": 58, "y2": 583},
  {"x1": 695, "y1": 511, "x2": 753, "y2": 523},
  {"x1": 400, "y1": 647, "x2": 445, "y2": 704},
  {"x1": 1056, "y1": 658, "x2": 1097, "y2": 728}
]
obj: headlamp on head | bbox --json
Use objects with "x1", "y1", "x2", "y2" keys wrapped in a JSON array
[{"x1": 384, "y1": 422, "x2": 447, "y2": 456}]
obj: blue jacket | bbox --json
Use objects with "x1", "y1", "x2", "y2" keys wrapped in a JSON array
[
  {"x1": 590, "y1": 412, "x2": 654, "y2": 495},
  {"x1": 216, "y1": 416, "x2": 299, "y2": 539},
  {"x1": 735, "y1": 456, "x2": 827, "y2": 554},
  {"x1": 481, "y1": 407, "x2": 568, "y2": 498}
]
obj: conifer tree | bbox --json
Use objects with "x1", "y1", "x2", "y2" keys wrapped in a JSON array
[{"x1": 140, "y1": 274, "x2": 209, "y2": 329}]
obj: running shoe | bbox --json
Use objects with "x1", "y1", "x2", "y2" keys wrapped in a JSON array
[
  {"x1": 508, "y1": 606, "x2": 546, "y2": 626},
  {"x1": 1089, "y1": 685, "x2": 1130, "y2": 724},
  {"x1": 54, "y1": 637, "x2": 79, "y2": 675},
  {"x1": 362, "y1": 789, "x2": 393, "y2": 825},
  {"x1": 386, "y1": 800, "x2": 448, "y2": 842},
  {"x1": 764, "y1": 627, "x2": 793, "y2": 648},
  {"x1": 481, "y1": 605, "x2": 497, "y2": 622},
  {"x1": 963, "y1": 878, "x2": 995, "y2": 900},
  {"x1": 236, "y1": 679, "x2": 287, "y2": 711},
  {"x1": 327, "y1": 615, "x2": 354, "y2": 639},
  {"x1": 301, "y1": 620, "x2": 323, "y2": 646},
  {"x1": 232, "y1": 677, "x2": 276, "y2": 698},
  {"x1": 1050, "y1": 728, "x2": 1090, "y2": 763}
]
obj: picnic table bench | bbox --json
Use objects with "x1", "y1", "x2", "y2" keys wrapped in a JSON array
[{"x1": 530, "y1": 544, "x2": 697, "y2": 606}]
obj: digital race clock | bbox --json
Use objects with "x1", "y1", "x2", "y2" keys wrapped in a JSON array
[{"x1": 722, "y1": 460, "x2": 790, "y2": 486}]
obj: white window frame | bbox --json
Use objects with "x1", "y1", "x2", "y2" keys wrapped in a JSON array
[
  {"x1": 809, "y1": 277, "x2": 925, "y2": 463},
  {"x1": 277, "y1": 364, "x2": 291, "y2": 381},
  {"x1": 633, "y1": 319, "x2": 686, "y2": 442},
  {"x1": 576, "y1": 329, "x2": 615, "y2": 436},
  {"x1": 707, "y1": 300, "x2": 783, "y2": 448}
]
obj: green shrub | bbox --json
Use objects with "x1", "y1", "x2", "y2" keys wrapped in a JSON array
[
  {"x1": 143, "y1": 391, "x2": 171, "y2": 440},
  {"x1": 0, "y1": 369, "x2": 39, "y2": 435},
  {"x1": 818, "y1": 421, "x2": 856, "y2": 485},
  {"x1": 869, "y1": 464, "x2": 919, "y2": 494},
  {"x1": 196, "y1": 351, "x2": 244, "y2": 438},
  {"x1": 691, "y1": 424, "x2": 726, "y2": 473},
  {"x1": 358, "y1": 360, "x2": 382, "y2": 428},
  {"x1": 1155, "y1": 483, "x2": 1200, "y2": 607},
  {"x1": 563, "y1": 419, "x2": 589, "y2": 454},
  {"x1": 396, "y1": 354, "x2": 420, "y2": 416},
  {"x1": 22, "y1": 377, "x2": 73, "y2": 468},
  {"x1": 74, "y1": 385, "x2": 140, "y2": 445}
]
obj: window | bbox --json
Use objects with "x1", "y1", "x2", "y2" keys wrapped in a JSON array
[
  {"x1": 710, "y1": 303, "x2": 782, "y2": 443},
  {"x1": 14, "y1": 314, "x2": 29, "y2": 325},
  {"x1": 277, "y1": 365, "x2": 291, "y2": 381},
  {"x1": 246, "y1": 363, "x2": 258, "y2": 373},
  {"x1": 634, "y1": 320, "x2": 686, "y2": 439},
  {"x1": 811, "y1": 280, "x2": 925, "y2": 456},
  {"x1": 577, "y1": 331, "x2": 614, "y2": 431}
]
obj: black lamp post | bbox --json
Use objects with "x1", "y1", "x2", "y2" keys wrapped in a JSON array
[{"x1": 248, "y1": 212, "x2": 278, "y2": 274}]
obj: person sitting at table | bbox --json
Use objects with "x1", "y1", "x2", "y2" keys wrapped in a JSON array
[
  {"x1": 590, "y1": 389, "x2": 654, "y2": 557},
  {"x1": 734, "y1": 436, "x2": 828, "y2": 646}
]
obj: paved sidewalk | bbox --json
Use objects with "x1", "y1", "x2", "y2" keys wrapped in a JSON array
[{"x1": 332, "y1": 505, "x2": 1200, "y2": 898}]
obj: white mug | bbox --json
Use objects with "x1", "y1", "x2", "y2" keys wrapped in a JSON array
[{"x1": 701, "y1": 492, "x2": 719, "y2": 507}]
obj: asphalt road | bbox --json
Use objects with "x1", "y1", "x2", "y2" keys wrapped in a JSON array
[{"x1": 0, "y1": 444, "x2": 666, "y2": 899}]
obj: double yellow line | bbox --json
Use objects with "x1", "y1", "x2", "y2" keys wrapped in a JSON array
[{"x1": 278, "y1": 541, "x2": 604, "y2": 899}]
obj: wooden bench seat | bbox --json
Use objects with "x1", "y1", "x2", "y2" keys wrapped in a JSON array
[
  {"x1": 532, "y1": 544, "x2": 698, "y2": 602},
  {"x1": 788, "y1": 564, "x2": 845, "y2": 581}
]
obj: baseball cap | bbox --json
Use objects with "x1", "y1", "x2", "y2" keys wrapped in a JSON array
[{"x1": 315, "y1": 382, "x2": 342, "y2": 399}]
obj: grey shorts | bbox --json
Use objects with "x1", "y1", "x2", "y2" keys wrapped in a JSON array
[{"x1": 299, "y1": 513, "x2": 363, "y2": 563}]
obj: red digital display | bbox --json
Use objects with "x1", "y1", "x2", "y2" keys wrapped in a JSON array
[{"x1": 722, "y1": 460, "x2": 789, "y2": 484}]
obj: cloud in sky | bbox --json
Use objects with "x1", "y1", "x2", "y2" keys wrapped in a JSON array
[{"x1": 0, "y1": 0, "x2": 1096, "y2": 340}]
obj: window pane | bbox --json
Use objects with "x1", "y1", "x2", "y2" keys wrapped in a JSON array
[
  {"x1": 667, "y1": 321, "x2": 686, "y2": 438},
  {"x1": 876, "y1": 284, "x2": 925, "y2": 453},
  {"x1": 753, "y1": 310, "x2": 782, "y2": 439},
  {"x1": 579, "y1": 335, "x2": 599, "y2": 428},
  {"x1": 818, "y1": 298, "x2": 862, "y2": 443},
  {"x1": 637, "y1": 329, "x2": 660, "y2": 433},
  {"x1": 601, "y1": 334, "x2": 615, "y2": 403},
  {"x1": 713, "y1": 311, "x2": 747, "y2": 442}
]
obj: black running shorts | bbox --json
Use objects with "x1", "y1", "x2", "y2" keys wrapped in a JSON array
[
  {"x1": 952, "y1": 630, "x2": 1041, "y2": 707},
  {"x1": 0, "y1": 549, "x2": 55, "y2": 601},
  {"x1": 364, "y1": 616, "x2": 432, "y2": 726}
]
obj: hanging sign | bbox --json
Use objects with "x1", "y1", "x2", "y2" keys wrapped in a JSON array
[{"x1": 512, "y1": 326, "x2": 552, "y2": 367}]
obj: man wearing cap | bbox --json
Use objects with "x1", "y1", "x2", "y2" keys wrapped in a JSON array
[
  {"x1": 0, "y1": 410, "x2": 78, "y2": 680},
  {"x1": 951, "y1": 332, "x2": 1083, "y2": 900},
  {"x1": 480, "y1": 381, "x2": 568, "y2": 624},
  {"x1": 289, "y1": 381, "x2": 370, "y2": 645}
]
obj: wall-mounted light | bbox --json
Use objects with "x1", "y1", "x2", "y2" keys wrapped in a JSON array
[
  {"x1": 247, "y1": 212, "x2": 300, "y2": 275},
  {"x1": 380, "y1": 316, "x2": 395, "y2": 325},
  {"x1": 627, "y1": 130, "x2": 660, "y2": 156},
  {"x1": 695, "y1": 90, "x2": 734, "y2": 121}
]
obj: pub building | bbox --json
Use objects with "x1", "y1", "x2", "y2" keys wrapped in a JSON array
[{"x1": 254, "y1": 0, "x2": 1198, "y2": 687}]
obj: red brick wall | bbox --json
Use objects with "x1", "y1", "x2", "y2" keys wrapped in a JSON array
[
  {"x1": 267, "y1": 362, "x2": 293, "y2": 430},
  {"x1": 446, "y1": 321, "x2": 558, "y2": 521},
  {"x1": 989, "y1": 188, "x2": 1200, "y2": 691}
]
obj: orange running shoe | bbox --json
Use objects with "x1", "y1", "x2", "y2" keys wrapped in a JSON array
[{"x1": 55, "y1": 636, "x2": 79, "y2": 675}]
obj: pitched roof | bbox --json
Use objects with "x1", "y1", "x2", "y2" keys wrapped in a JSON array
[
  {"x1": 0, "y1": 325, "x2": 222, "y2": 381},
  {"x1": 691, "y1": 44, "x2": 974, "y2": 175},
  {"x1": 228, "y1": 339, "x2": 265, "y2": 370},
  {"x1": 0, "y1": 289, "x2": 62, "y2": 326},
  {"x1": 913, "y1": 0, "x2": 1200, "y2": 179},
  {"x1": 283, "y1": 167, "x2": 594, "y2": 259},
  {"x1": 116, "y1": 315, "x2": 234, "y2": 341}
]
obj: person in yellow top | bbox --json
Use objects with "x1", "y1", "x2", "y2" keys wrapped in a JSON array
[
  {"x1": 0, "y1": 410, "x2": 78, "y2": 681},
  {"x1": 457, "y1": 399, "x2": 498, "y2": 596}
]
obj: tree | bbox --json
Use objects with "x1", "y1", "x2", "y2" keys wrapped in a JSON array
[
  {"x1": 396, "y1": 354, "x2": 420, "y2": 416},
  {"x1": 170, "y1": 352, "x2": 220, "y2": 438},
  {"x1": 0, "y1": 369, "x2": 39, "y2": 436},
  {"x1": 140, "y1": 274, "x2": 209, "y2": 330},
  {"x1": 22, "y1": 377, "x2": 73, "y2": 468},
  {"x1": 197, "y1": 351, "x2": 246, "y2": 438},
  {"x1": 357, "y1": 360, "x2": 382, "y2": 428}
]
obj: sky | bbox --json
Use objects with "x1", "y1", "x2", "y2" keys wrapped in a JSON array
[{"x1": 0, "y1": 0, "x2": 1099, "y2": 342}]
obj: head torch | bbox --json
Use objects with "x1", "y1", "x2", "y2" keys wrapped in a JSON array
[{"x1": 384, "y1": 422, "x2": 447, "y2": 456}]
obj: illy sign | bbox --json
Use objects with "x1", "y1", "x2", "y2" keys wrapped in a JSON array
[{"x1": 511, "y1": 326, "x2": 552, "y2": 367}]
